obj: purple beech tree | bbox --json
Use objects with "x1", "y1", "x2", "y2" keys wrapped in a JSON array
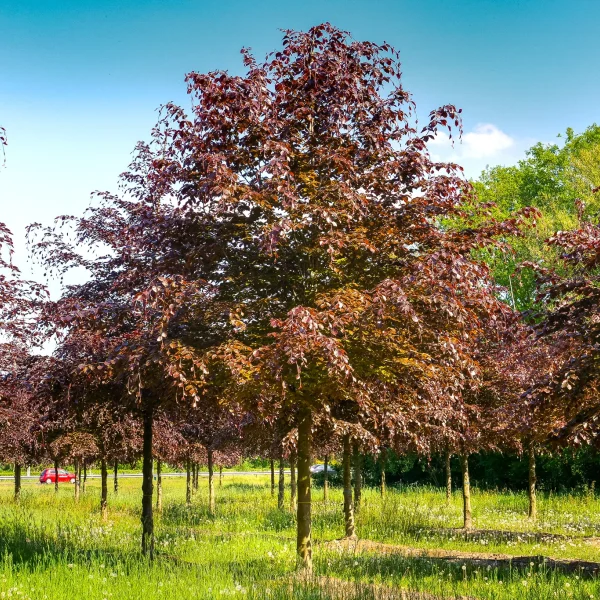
[
  {"x1": 27, "y1": 24, "x2": 537, "y2": 570},
  {"x1": 105, "y1": 23, "x2": 536, "y2": 570}
]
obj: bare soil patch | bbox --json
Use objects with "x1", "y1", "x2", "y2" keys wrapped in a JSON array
[{"x1": 324, "y1": 537, "x2": 600, "y2": 575}]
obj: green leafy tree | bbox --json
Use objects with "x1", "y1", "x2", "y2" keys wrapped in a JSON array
[{"x1": 471, "y1": 124, "x2": 600, "y2": 310}]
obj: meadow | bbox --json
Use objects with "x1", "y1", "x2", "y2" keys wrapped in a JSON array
[{"x1": 1, "y1": 475, "x2": 600, "y2": 599}]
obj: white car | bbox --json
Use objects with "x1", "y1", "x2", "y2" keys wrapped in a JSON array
[{"x1": 309, "y1": 464, "x2": 335, "y2": 474}]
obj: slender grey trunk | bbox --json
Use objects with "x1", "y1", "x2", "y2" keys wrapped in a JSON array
[
  {"x1": 380, "y1": 449, "x2": 386, "y2": 498},
  {"x1": 323, "y1": 454, "x2": 329, "y2": 502},
  {"x1": 296, "y1": 406, "x2": 312, "y2": 572},
  {"x1": 113, "y1": 461, "x2": 118, "y2": 495},
  {"x1": 343, "y1": 435, "x2": 356, "y2": 539},
  {"x1": 461, "y1": 454, "x2": 472, "y2": 530},
  {"x1": 208, "y1": 450, "x2": 215, "y2": 515},
  {"x1": 14, "y1": 463, "x2": 21, "y2": 502},
  {"x1": 100, "y1": 459, "x2": 108, "y2": 521},
  {"x1": 270, "y1": 458, "x2": 275, "y2": 497},
  {"x1": 141, "y1": 402, "x2": 154, "y2": 558},
  {"x1": 54, "y1": 458, "x2": 59, "y2": 493},
  {"x1": 156, "y1": 459, "x2": 162, "y2": 513},
  {"x1": 83, "y1": 461, "x2": 87, "y2": 493},
  {"x1": 278, "y1": 455, "x2": 285, "y2": 510},
  {"x1": 219, "y1": 466, "x2": 223, "y2": 486},
  {"x1": 74, "y1": 459, "x2": 81, "y2": 502},
  {"x1": 186, "y1": 459, "x2": 192, "y2": 505},
  {"x1": 528, "y1": 442, "x2": 537, "y2": 521},
  {"x1": 445, "y1": 450, "x2": 452, "y2": 503}
]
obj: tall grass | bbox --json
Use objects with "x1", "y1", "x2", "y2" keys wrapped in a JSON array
[{"x1": 1, "y1": 477, "x2": 600, "y2": 598}]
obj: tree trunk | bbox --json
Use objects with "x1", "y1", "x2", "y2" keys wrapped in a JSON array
[
  {"x1": 194, "y1": 462, "x2": 200, "y2": 492},
  {"x1": 100, "y1": 459, "x2": 108, "y2": 521},
  {"x1": 270, "y1": 458, "x2": 275, "y2": 497},
  {"x1": 156, "y1": 459, "x2": 163, "y2": 513},
  {"x1": 445, "y1": 450, "x2": 452, "y2": 504},
  {"x1": 323, "y1": 454, "x2": 329, "y2": 503},
  {"x1": 380, "y1": 449, "x2": 386, "y2": 498},
  {"x1": 14, "y1": 463, "x2": 21, "y2": 502},
  {"x1": 353, "y1": 442, "x2": 362, "y2": 513},
  {"x1": 186, "y1": 459, "x2": 192, "y2": 505},
  {"x1": 54, "y1": 458, "x2": 59, "y2": 493},
  {"x1": 208, "y1": 450, "x2": 215, "y2": 516},
  {"x1": 528, "y1": 442, "x2": 537, "y2": 521},
  {"x1": 290, "y1": 452, "x2": 297, "y2": 510},
  {"x1": 461, "y1": 454, "x2": 472, "y2": 530},
  {"x1": 74, "y1": 459, "x2": 80, "y2": 502},
  {"x1": 113, "y1": 461, "x2": 118, "y2": 495},
  {"x1": 278, "y1": 455, "x2": 285, "y2": 510},
  {"x1": 219, "y1": 465, "x2": 223, "y2": 486},
  {"x1": 192, "y1": 462, "x2": 197, "y2": 493},
  {"x1": 83, "y1": 461, "x2": 87, "y2": 493},
  {"x1": 296, "y1": 406, "x2": 312, "y2": 572},
  {"x1": 141, "y1": 402, "x2": 154, "y2": 558},
  {"x1": 343, "y1": 434, "x2": 356, "y2": 539}
]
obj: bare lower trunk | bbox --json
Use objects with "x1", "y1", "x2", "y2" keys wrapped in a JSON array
[
  {"x1": 156, "y1": 459, "x2": 162, "y2": 513},
  {"x1": 192, "y1": 463, "x2": 198, "y2": 493},
  {"x1": 195, "y1": 462, "x2": 200, "y2": 491},
  {"x1": 290, "y1": 452, "x2": 297, "y2": 510},
  {"x1": 100, "y1": 459, "x2": 108, "y2": 521},
  {"x1": 270, "y1": 458, "x2": 275, "y2": 497},
  {"x1": 343, "y1": 434, "x2": 356, "y2": 539},
  {"x1": 528, "y1": 443, "x2": 537, "y2": 521},
  {"x1": 296, "y1": 406, "x2": 312, "y2": 572},
  {"x1": 54, "y1": 458, "x2": 59, "y2": 493},
  {"x1": 278, "y1": 455, "x2": 285, "y2": 510},
  {"x1": 353, "y1": 443, "x2": 362, "y2": 513},
  {"x1": 219, "y1": 466, "x2": 223, "y2": 486},
  {"x1": 445, "y1": 450, "x2": 452, "y2": 503},
  {"x1": 14, "y1": 463, "x2": 21, "y2": 502},
  {"x1": 113, "y1": 461, "x2": 118, "y2": 495},
  {"x1": 83, "y1": 461, "x2": 87, "y2": 493},
  {"x1": 141, "y1": 402, "x2": 154, "y2": 558},
  {"x1": 461, "y1": 454, "x2": 472, "y2": 530},
  {"x1": 74, "y1": 459, "x2": 80, "y2": 502},
  {"x1": 380, "y1": 449, "x2": 386, "y2": 498},
  {"x1": 208, "y1": 450, "x2": 215, "y2": 516},
  {"x1": 186, "y1": 459, "x2": 192, "y2": 505},
  {"x1": 323, "y1": 454, "x2": 329, "y2": 503}
]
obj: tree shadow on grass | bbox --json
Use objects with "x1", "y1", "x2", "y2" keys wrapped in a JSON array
[
  {"x1": 159, "y1": 502, "x2": 218, "y2": 526},
  {"x1": 409, "y1": 526, "x2": 572, "y2": 544},
  {"x1": 0, "y1": 519, "x2": 138, "y2": 570},
  {"x1": 222, "y1": 482, "x2": 270, "y2": 493},
  {"x1": 320, "y1": 538, "x2": 600, "y2": 577}
]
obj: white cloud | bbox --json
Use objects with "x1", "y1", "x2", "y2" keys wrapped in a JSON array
[
  {"x1": 462, "y1": 124, "x2": 514, "y2": 158},
  {"x1": 429, "y1": 123, "x2": 521, "y2": 178},
  {"x1": 430, "y1": 123, "x2": 514, "y2": 159}
]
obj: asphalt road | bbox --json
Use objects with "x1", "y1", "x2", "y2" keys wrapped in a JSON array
[{"x1": 0, "y1": 470, "x2": 290, "y2": 481}]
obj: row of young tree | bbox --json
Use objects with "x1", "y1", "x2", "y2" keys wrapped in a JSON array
[{"x1": 2, "y1": 24, "x2": 600, "y2": 572}]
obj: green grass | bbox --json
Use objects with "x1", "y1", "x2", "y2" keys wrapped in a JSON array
[{"x1": 1, "y1": 477, "x2": 600, "y2": 598}]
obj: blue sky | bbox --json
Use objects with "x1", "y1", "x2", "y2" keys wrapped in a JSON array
[{"x1": 1, "y1": 0, "x2": 599, "y2": 288}]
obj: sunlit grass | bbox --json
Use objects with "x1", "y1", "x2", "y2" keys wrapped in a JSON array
[{"x1": 1, "y1": 476, "x2": 600, "y2": 598}]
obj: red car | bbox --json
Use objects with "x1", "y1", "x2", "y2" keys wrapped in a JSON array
[{"x1": 39, "y1": 468, "x2": 77, "y2": 484}]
